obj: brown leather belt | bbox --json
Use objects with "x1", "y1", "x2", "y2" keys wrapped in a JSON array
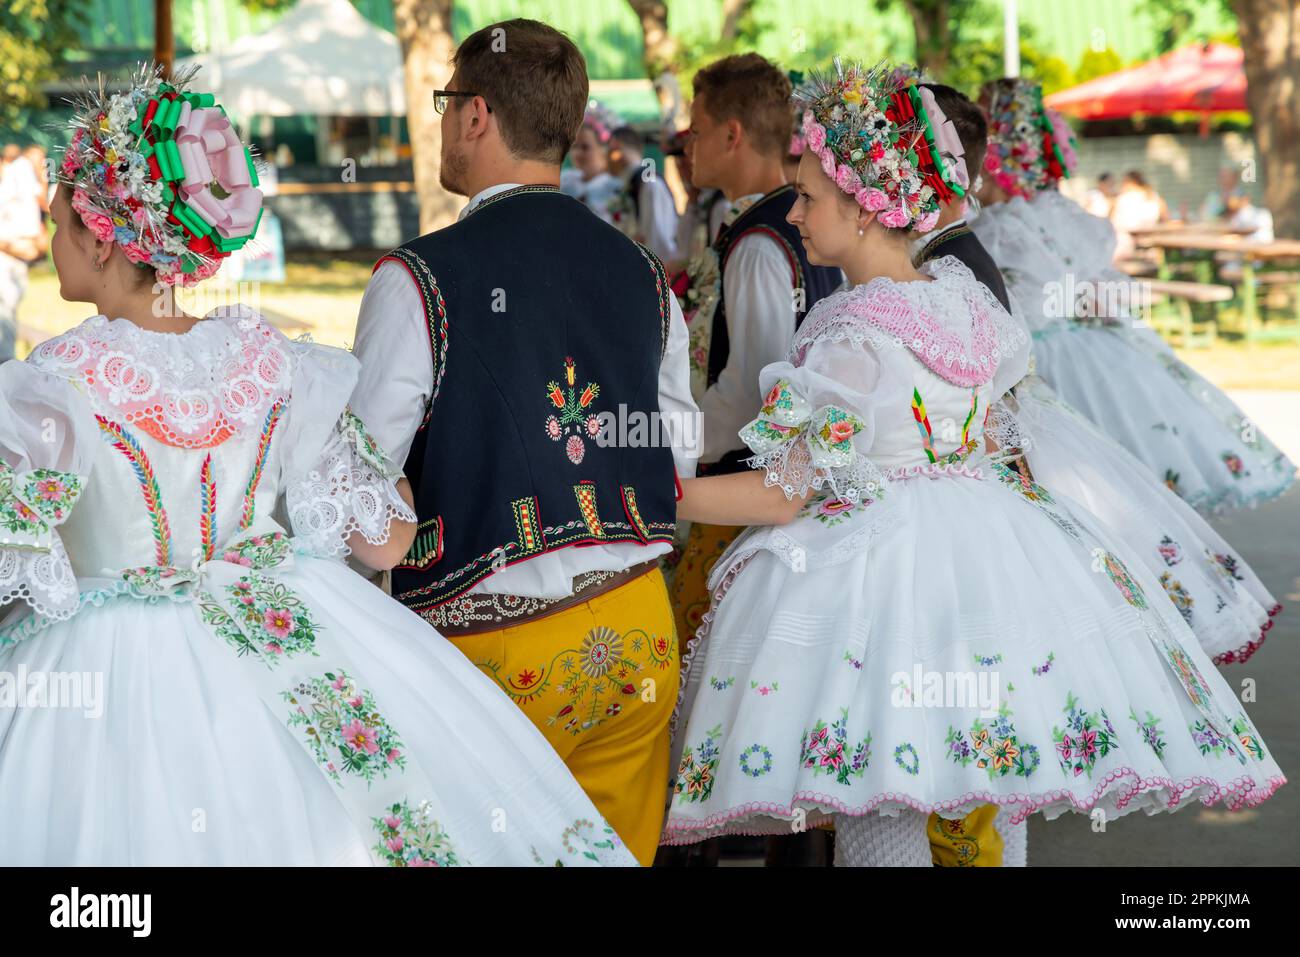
[{"x1": 417, "y1": 560, "x2": 661, "y2": 638}]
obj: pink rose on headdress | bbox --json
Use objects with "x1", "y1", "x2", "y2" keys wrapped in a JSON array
[
  {"x1": 173, "y1": 102, "x2": 263, "y2": 240},
  {"x1": 820, "y1": 150, "x2": 837, "y2": 180},
  {"x1": 856, "y1": 187, "x2": 890, "y2": 211},
  {"x1": 71, "y1": 189, "x2": 116, "y2": 243},
  {"x1": 802, "y1": 113, "x2": 825, "y2": 153},
  {"x1": 788, "y1": 132, "x2": 805, "y2": 157},
  {"x1": 879, "y1": 205, "x2": 912, "y2": 229},
  {"x1": 834, "y1": 163, "x2": 859, "y2": 193},
  {"x1": 915, "y1": 209, "x2": 940, "y2": 233}
]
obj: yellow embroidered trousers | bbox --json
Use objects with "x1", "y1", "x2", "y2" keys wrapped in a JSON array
[
  {"x1": 928, "y1": 806, "x2": 1003, "y2": 866},
  {"x1": 445, "y1": 568, "x2": 678, "y2": 866},
  {"x1": 669, "y1": 522, "x2": 745, "y2": 656}
]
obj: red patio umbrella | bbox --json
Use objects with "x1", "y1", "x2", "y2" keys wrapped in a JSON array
[{"x1": 1045, "y1": 42, "x2": 1246, "y2": 120}]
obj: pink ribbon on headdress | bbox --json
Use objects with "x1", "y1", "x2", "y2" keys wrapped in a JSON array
[
  {"x1": 174, "y1": 101, "x2": 263, "y2": 238},
  {"x1": 918, "y1": 86, "x2": 968, "y2": 191}
]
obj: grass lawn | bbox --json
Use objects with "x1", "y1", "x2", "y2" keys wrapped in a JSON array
[{"x1": 14, "y1": 255, "x2": 1300, "y2": 391}]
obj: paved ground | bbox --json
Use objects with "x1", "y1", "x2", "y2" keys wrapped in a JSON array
[{"x1": 1028, "y1": 390, "x2": 1299, "y2": 866}]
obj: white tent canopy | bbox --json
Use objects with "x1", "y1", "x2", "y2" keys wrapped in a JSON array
[{"x1": 177, "y1": 0, "x2": 406, "y2": 118}]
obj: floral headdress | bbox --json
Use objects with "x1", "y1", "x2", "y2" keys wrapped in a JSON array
[
  {"x1": 59, "y1": 63, "x2": 263, "y2": 286},
  {"x1": 981, "y1": 78, "x2": 1073, "y2": 199},
  {"x1": 582, "y1": 99, "x2": 623, "y2": 144},
  {"x1": 795, "y1": 59, "x2": 965, "y2": 233}
]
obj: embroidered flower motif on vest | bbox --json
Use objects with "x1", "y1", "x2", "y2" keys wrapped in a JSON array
[{"x1": 544, "y1": 356, "x2": 606, "y2": 465}]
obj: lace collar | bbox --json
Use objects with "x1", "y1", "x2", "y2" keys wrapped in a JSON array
[
  {"x1": 28, "y1": 305, "x2": 296, "y2": 449},
  {"x1": 793, "y1": 256, "x2": 1024, "y2": 387}
]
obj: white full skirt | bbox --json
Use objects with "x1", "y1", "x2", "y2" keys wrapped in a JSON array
[
  {"x1": 663, "y1": 469, "x2": 1283, "y2": 845},
  {"x1": 1031, "y1": 324, "x2": 1294, "y2": 514},
  {"x1": 0, "y1": 556, "x2": 636, "y2": 866}
]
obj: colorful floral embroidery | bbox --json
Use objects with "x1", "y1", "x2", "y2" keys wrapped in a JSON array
[
  {"x1": 0, "y1": 463, "x2": 85, "y2": 542},
  {"x1": 96, "y1": 415, "x2": 172, "y2": 565},
  {"x1": 219, "y1": 531, "x2": 291, "y2": 569},
  {"x1": 1129, "y1": 709, "x2": 1167, "y2": 758},
  {"x1": 800, "y1": 709, "x2": 872, "y2": 785},
  {"x1": 992, "y1": 460, "x2": 1054, "y2": 504},
  {"x1": 198, "y1": 594, "x2": 266, "y2": 661},
  {"x1": 1159, "y1": 572, "x2": 1194, "y2": 625},
  {"x1": 893, "y1": 742, "x2": 920, "y2": 775},
  {"x1": 283, "y1": 670, "x2": 406, "y2": 787},
  {"x1": 1221, "y1": 452, "x2": 1247, "y2": 479},
  {"x1": 1232, "y1": 715, "x2": 1266, "y2": 762},
  {"x1": 373, "y1": 799, "x2": 464, "y2": 867},
  {"x1": 750, "y1": 680, "x2": 779, "y2": 696},
  {"x1": 1052, "y1": 692, "x2": 1118, "y2": 778},
  {"x1": 843, "y1": 650, "x2": 864, "y2": 670},
  {"x1": 340, "y1": 406, "x2": 390, "y2": 476},
  {"x1": 225, "y1": 573, "x2": 320, "y2": 660},
  {"x1": 239, "y1": 398, "x2": 284, "y2": 530},
  {"x1": 1207, "y1": 550, "x2": 1244, "y2": 585},
  {"x1": 1032, "y1": 652, "x2": 1056, "y2": 676},
  {"x1": 1190, "y1": 719, "x2": 1233, "y2": 759},
  {"x1": 799, "y1": 492, "x2": 863, "y2": 527},
  {"x1": 946, "y1": 704, "x2": 1040, "y2": 779},
  {"x1": 199, "y1": 452, "x2": 217, "y2": 561},
  {"x1": 739, "y1": 743, "x2": 773, "y2": 778},
  {"x1": 708, "y1": 676, "x2": 735, "y2": 691},
  {"x1": 1164, "y1": 469, "x2": 1181, "y2": 494},
  {"x1": 544, "y1": 356, "x2": 605, "y2": 465},
  {"x1": 973, "y1": 653, "x2": 1002, "y2": 666},
  {"x1": 674, "y1": 724, "x2": 722, "y2": 803},
  {"x1": 911, "y1": 386, "x2": 978, "y2": 465},
  {"x1": 532, "y1": 818, "x2": 625, "y2": 866},
  {"x1": 1101, "y1": 551, "x2": 1148, "y2": 610},
  {"x1": 809, "y1": 405, "x2": 865, "y2": 467},
  {"x1": 1157, "y1": 535, "x2": 1183, "y2": 567}
]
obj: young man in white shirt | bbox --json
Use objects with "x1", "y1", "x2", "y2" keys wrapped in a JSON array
[
  {"x1": 347, "y1": 19, "x2": 698, "y2": 866},
  {"x1": 607, "y1": 126, "x2": 680, "y2": 264}
]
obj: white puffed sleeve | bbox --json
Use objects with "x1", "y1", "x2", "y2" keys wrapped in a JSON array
[
  {"x1": 739, "y1": 335, "x2": 902, "y2": 504},
  {"x1": 275, "y1": 341, "x2": 416, "y2": 559},
  {"x1": 0, "y1": 361, "x2": 97, "y2": 620}
]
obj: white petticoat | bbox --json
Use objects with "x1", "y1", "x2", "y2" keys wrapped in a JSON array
[
  {"x1": 662, "y1": 467, "x2": 1283, "y2": 845},
  {"x1": 1031, "y1": 324, "x2": 1295, "y2": 515},
  {"x1": 0, "y1": 556, "x2": 636, "y2": 866}
]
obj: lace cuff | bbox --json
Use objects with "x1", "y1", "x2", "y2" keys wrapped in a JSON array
[
  {"x1": 0, "y1": 463, "x2": 86, "y2": 619},
  {"x1": 286, "y1": 410, "x2": 416, "y2": 558},
  {"x1": 739, "y1": 379, "x2": 884, "y2": 503}
]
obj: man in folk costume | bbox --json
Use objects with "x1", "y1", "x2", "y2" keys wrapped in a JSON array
[
  {"x1": 349, "y1": 19, "x2": 699, "y2": 866},
  {"x1": 908, "y1": 77, "x2": 1020, "y2": 868},
  {"x1": 669, "y1": 54, "x2": 841, "y2": 662}
]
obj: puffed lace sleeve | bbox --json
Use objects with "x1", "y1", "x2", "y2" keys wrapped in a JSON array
[
  {"x1": 276, "y1": 340, "x2": 417, "y2": 559},
  {"x1": 0, "y1": 361, "x2": 96, "y2": 620},
  {"x1": 739, "y1": 336, "x2": 899, "y2": 504}
]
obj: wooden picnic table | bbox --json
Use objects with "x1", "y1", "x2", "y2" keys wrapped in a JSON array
[{"x1": 1133, "y1": 233, "x2": 1300, "y2": 340}]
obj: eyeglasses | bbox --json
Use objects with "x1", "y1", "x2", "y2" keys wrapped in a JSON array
[{"x1": 433, "y1": 90, "x2": 492, "y2": 115}]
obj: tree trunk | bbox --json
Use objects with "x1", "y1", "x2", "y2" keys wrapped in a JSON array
[
  {"x1": 154, "y1": 0, "x2": 174, "y2": 79},
  {"x1": 720, "y1": 0, "x2": 750, "y2": 43},
  {"x1": 903, "y1": 0, "x2": 950, "y2": 78},
  {"x1": 1234, "y1": 0, "x2": 1300, "y2": 239},
  {"x1": 626, "y1": 0, "x2": 680, "y2": 127},
  {"x1": 392, "y1": 0, "x2": 459, "y2": 233}
]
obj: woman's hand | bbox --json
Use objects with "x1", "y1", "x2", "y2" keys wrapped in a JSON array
[
  {"x1": 345, "y1": 478, "x2": 417, "y2": 571},
  {"x1": 678, "y1": 471, "x2": 809, "y2": 527}
]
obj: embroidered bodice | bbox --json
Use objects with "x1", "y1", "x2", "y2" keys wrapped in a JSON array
[
  {"x1": 740, "y1": 255, "x2": 1030, "y2": 501},
  {"x1": 1, "y1": 308, "x2": 411, "y2": 621}
]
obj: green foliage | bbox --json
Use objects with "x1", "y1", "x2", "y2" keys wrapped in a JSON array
[
  {"x1": 1136, "y1": 0, "x2": 1237, "y2": 53},
  {"x1": 942, "y1": 36, "x2": 1074, "y2": 100},
  {"x1": 0, "y1": 0, "x2": 88, "y2": 132},
  {"x1": 1075, "y1": 46, "x2": 1124, "y2": 84}
]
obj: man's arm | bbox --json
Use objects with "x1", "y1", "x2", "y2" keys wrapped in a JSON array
[
  {"x1": 698, "y1": 233, "x2": 796, "y2": 463},
  {"x1": 349, "y1": 260, "x2": 434, "y2": 467}
]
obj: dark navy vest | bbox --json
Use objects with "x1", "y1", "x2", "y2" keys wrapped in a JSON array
[
  {"x1": 915, "y1": 223, "x2": 1011, "y2": 312},
  {"x1": 380, "y1": 185, "x2": 678, "y2": 616},
  {"x1": 705, "y1": 184, "x2": 841, "y2": 473}
]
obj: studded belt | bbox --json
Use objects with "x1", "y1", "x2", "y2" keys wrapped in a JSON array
[{"x1": 417, "y1": 560, "x2": 661, "y2": 638}]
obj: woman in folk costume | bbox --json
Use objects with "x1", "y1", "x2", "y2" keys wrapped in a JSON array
[
  {"x1": 907, "y1": 82, "x2": 1284, "y2": 865},
  {"x1": 0, "y1": 66, "x2": 636, "y2": 866},
  {"x1": 560, "y1": 100, "x2": 624, "y2": 222},
  {"x1": 662, "y1": 61, "x2": 1283, "y2": 865},
  {"x1": 971, "y1": 79, "x2": 1295, "y2": 515}
]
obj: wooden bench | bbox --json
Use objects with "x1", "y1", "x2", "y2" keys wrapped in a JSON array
[{"x1": 1141, "y1": 278, "x2": 1233, "y2": 348}]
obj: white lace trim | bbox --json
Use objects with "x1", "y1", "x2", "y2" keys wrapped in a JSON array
[
  {"x1": 747, "y1": 441, "x2": 889, "y2": 507},
  {"x1": 0, "y1": 534, "x2": 80, "y2": 621},
  {"x1": 286, "y1": 414, "x2": 416, "y2": 559},
  {"x1": 791, "y1": 256, "x2": 1027, "y2": 387}
]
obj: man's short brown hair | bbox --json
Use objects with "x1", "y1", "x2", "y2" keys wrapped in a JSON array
[
  {"x1": 692, "y1": 53, "x2": 792, "y2": 158},
  {"x1": 920, "y1": 82, "x2": 988, "y2": 175},
  {"x1": 453, "y1": 19, "x2": 588, "y2": 164}
]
